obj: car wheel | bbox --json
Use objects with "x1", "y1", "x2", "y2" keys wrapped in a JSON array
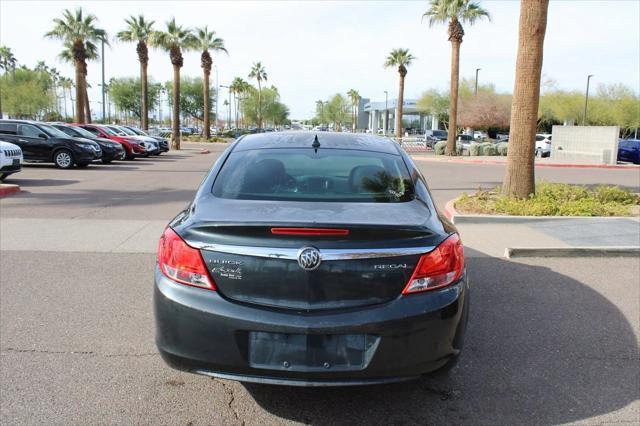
[
  {"x1": 535, "y1": 149, "x2": 541, "y2": 158},
  {"x1": 0, "y1": 173, "x2": 5, "y2": 181},
  {"x1": 53, "y1": 149, "x2": 75, "y2": 169},
  {"x1": 101, "y1": 159, "x2": 112, "y2": 164},
  {"x1": 124, "y1": 150, "x2": 134, "y2": 160}
]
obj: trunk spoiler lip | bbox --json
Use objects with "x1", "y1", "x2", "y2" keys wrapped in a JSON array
[{"x1": 184, "y1": 240, "x2": 436, "y2": 261}]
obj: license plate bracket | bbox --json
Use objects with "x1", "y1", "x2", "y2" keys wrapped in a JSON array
[{"x1": 248, "y1": 332, "x2": 379, "y2": 372}]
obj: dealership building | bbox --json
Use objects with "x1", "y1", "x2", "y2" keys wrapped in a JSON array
[{"x1": 357, "y1": 97, "x2": 440, "y2": 134}]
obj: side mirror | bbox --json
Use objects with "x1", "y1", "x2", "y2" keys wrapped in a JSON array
[{"x1": 38, "y1": 133, "x2": 48, "y2": 139}]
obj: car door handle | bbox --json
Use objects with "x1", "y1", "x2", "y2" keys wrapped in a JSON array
[{"x1": 18, "y1": 139, "x2": 28, "y2": 143}]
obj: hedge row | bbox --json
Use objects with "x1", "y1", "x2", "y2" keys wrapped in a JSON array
[{"x1": 434, "y1": 141, "x2": 508, "y2": 156}]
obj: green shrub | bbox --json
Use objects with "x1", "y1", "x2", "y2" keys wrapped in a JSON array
[
  {"x1": 434, "y1": 141, "x2": 447, "y2": 155},
  {"x1": 496, "y1": 142, "x2": 508, "y2": 156},
  {"x1": 469, "y1": 142, "x2": 481, "y2": 156},
  {"x1": 481, "y1": 144, "x2": 498, "y2": 156},
  {"x1": 454, "y1": 182, "x2": 640, "y2": 216}
]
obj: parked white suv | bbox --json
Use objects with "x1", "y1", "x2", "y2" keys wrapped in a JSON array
[
  {"x1": 535, "y1": 133, "x2": 552, "y2": 157},
  {"x1": 0, "y1": 140, "x2": 23, "y2": 180}
]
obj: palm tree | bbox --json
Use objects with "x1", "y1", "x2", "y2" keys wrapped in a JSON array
[
  {"x1": 248, "y1": 62, "x2": 267, "y2": 129},
  {"x1": 153, "y1": 18, "x2": 195, "y2": 149},
  {"x1": 45, "y1": 7, "x2": 107, "y2": 123},
  {"x1": 347, "y1": 89, "x2": 361, "y2": 132},
  {"x1": 58, "y1": 40, "x2": 99, "y2": 123},
  {"x1": 194, "y1": 26, "x2": 227, "y2": 139},
  {"x1": 424, "y1": 0, "x2": 490, "y2": 155},
  {"x1": 384, "y1": 49, "x2": 415, "y2": 140},
  {"x1": 117, "y1": 15, "x2": 154, "y2": 130},
  {"x1": 502, "y1": 0, "x2": 549, "y2": 198},
  {"x1": 230, "y1": 77, "x2": 248, "y2": 129},
  {"x1": 60, "y1": 76, "x2": 73, "y2": 119}
]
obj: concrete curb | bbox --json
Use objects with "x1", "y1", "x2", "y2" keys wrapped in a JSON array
[
  {"x1": 0, "y1": 184, "x2": 21, "y2": 198},
  {"x1": 444, "y1": 197, "x2": 639, "y2": 224},
  {"x1": 413, "y1": 156, "x2": 640, "y2": 169},
  {"x1": 505, "y1": 246, "x2": 640, "y2": 258}
]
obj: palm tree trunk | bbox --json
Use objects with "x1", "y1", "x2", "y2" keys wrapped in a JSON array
[
  {"x1": 446, "y1": 41, "x2": 461, "y2": 155},
  {"x1": 203, "y1": 71, "x2": 210, "y2": 139},
  {"x1": 84, "y1": 83, "x2": 92, "y2": 123},
  {"x1": 172, "y1": 65, "x2": 181, "y2": 150},
  {"x1": 62, "y1": 89, "x2": 67, "y2": 119},
  {"x1": 396, "y1": 76, "x2": 405, "y2": 140},
  {"x1": 74, "y1": 62, "x2": 85, "y2": 123},
  {"x1": 141, "y1": 62, "x2": 148, "y2": 130},
  {"x1": 502, "y1": 0, "x2": 549, "y2": 198}
]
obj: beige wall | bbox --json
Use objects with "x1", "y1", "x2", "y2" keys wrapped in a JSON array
[{"x1": 551, "y1": 126, "x2": 619, "y2": 165}]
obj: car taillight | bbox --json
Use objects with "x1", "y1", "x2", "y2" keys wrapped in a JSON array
[
  {"x1": 157, "y1": 227, "x2": 216, "y2": 290},
  {"x1": 402, "y1": 234, "x2": 464, "y2": 294}
]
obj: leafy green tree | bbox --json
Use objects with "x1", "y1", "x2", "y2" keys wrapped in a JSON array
[
  {"x1": 241, "y1": 85, "x2": 289, "y2": 127},
  {"x1": 0, "y1": 46, "x2": 18, "y2": 117},
  {"x1": 194, "y1": 26, "x2": 227, "y2": 138},
  {"x1": 153, "y1": 18, "x2": 195, "y2": 149},
  {"x1": 248, "y1": 62, "x2": 267, "y2": 128},
  {"x1": 109, "y1": 77, "x2": 161, "y2": 121},
  {"x1": 417, "y1": 89, "x2": 450, "y2": 130},
  {"x1": 424, "y1": 0, "x2": 490, "y2": 154},
  {"x1": 324, "y1": 94, "x2": 349, "y2": 131},
  {"x1": 165, "y1": 77, "x2": 212, "y2": 122},
  {"x1": 384, "y1": 48, "x2": 415, "y2": 139},
  {"x1": 117, "y1": 15, "x2": 155, "y2": 130},
  {"x1": 0, "y1": 67, "x2": 55, "y2": 119},
  {"x1": 45, "y1": 7, "x2": 107, "y2": 123}
]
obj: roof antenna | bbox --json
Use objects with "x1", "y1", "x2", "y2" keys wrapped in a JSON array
[{"x1": 312, "y1": 134, "x2": 320, "y2": 153}]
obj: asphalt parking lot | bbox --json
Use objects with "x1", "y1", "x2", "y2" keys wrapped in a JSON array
[{"x1": 1, "y1": 143, "x2": 639, "y2": 425}]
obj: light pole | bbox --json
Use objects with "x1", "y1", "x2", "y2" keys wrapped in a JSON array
[
  {"x1": 474, "y1": 68, "x2": 481, "y2": 95},
  {"x1": 101, "y1": 39, "x2": 106, "y2": 122},
  {"x1": 384, "y1": 91, "x2": 388, "y2": 135},
  {"x1": 214, "y1": 65, "x2": 219, "y2": 129},
  {"x1": 583, "y1": 74, "x2": 594, "y2": 126}
]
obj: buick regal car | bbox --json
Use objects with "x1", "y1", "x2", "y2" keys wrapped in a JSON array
[{"x1": 154, "y1": 132, "x2": 469, "y2": 386}]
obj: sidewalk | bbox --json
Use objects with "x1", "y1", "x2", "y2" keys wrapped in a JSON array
[
  {"x1": 412, "y1": 152, "x2": 640, "y2": 169},
  {"x1": 457, "y1": 217, "x2": 640, "y2": 258}
]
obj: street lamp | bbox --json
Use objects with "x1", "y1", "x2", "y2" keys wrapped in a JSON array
[
  {"x1": 474, "y1": 68, "x2": 481, "y2": 95},
  {"x1": 583, "y1": 74, "x2": 594, "y2": 126},
  {"x1": 384, "y1": 90, "x2": 388, "y2": 135},
  {"x1": 214, "y1": 64, "x2": 219, "y2": 129},
  {"x1": 101, "y1": 39, "x2": 106, "y2": 122}
]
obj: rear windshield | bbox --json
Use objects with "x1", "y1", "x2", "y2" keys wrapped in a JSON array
[
  {"x1": 433, "y1": 130, "x2": 447, "y2": 137},
  {"x1": 212, "y1": 148, "x2": 414, "y2": 203}
]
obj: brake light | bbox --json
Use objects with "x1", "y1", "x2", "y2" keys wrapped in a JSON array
[
  {"x1": 157, "y1": 227, "x2": 216, "y2": 290},
  {"x1": 271, "y1": 228, "x2": 349, "y2": 236},
  {"x1": 402, "y1": 234, "x2": 464, "y2": 294}
]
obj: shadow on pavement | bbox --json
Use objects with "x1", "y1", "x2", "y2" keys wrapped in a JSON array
[
  {"x1": 6, "y1": 178, "x2": 80, "y2": 187},
  {"x1": 244, "y1": 249, "x2": 638, "y2": 425}
]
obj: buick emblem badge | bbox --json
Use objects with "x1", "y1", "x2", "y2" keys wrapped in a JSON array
[{"x1": 297, "y1": 246, "x2": 321, "y2": 271}]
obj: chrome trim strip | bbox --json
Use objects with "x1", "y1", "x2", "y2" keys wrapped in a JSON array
[{"x1": 186, "y1": 240, "x2": 434, "y2": 260}]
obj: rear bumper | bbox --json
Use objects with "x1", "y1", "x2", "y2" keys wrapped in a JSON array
[{"x1": 154, "y1": 267, "x2": 469, "y2": 386}]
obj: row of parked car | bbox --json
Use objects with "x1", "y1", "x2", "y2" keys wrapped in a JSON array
[{"x1": 0, "y1": 119, "x2": 170, "y2": 179}]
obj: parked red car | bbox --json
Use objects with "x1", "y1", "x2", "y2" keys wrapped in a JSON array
[{"x1": 73, "y1": 124, "x2": 145, "y2": 160}]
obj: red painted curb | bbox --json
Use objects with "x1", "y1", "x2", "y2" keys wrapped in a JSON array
[
  {"x1": 0, "y1": 185, "x2": 21, "y2": 198},
  {"x1": 444, "y1": 199, "x2": 458, "y2": 221},
  {"x1": 413, "y1": 156, "x2": 640, "y2": 170}
]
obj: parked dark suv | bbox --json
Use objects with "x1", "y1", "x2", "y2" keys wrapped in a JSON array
[
  {"x1": 0, "y1": 120, "x2": 102, "y2": 168},
  {"x1": 51, "y1": 123, "x2": 125, "y2": 164}
]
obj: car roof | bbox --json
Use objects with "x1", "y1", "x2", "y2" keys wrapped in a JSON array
[{"x1": 234, "y1": 131, "x2": 401, "y2": 155}]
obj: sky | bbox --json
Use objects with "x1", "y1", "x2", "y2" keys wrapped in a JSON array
[{"x1": 0, "y1": 0, "x2": 638, "y2": 120}]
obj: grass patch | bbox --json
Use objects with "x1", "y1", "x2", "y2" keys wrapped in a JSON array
[{"x1": 455, "y1": 182, "x2": 640, "y2": 216}]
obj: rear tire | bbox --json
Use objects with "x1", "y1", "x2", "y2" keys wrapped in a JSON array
[
  {"x1": 53, "y1": 149, "x2": 74, "y2": 169},
  {"x1": 101, "y1": 158, "x2": 113, "y2": 164}
]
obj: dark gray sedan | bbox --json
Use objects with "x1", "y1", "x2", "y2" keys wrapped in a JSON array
[{"x1": 154, "y1": 132, "x2": 469, "y2": 386}]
